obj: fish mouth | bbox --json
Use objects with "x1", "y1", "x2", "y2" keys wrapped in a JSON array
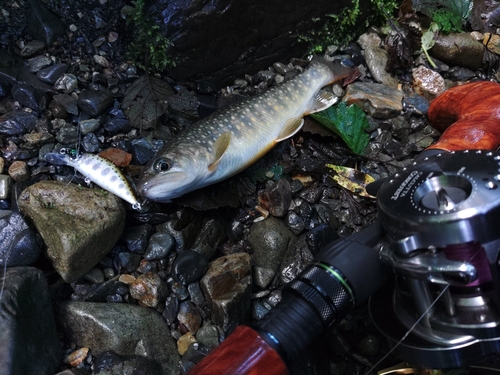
[{"x1": 137, "y1": 171, "x2": 189, "y2": 202}]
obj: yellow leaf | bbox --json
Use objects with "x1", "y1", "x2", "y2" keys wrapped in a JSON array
[{"x1": 326, "y1": 164, "x2": 376, "y2": 198}]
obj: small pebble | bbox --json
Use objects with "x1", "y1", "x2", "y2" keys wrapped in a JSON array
[{"x1": 8, "y1": 160, "x2": 30, "y2": 181}]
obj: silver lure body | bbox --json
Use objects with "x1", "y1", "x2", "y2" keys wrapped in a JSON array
[
  {"x1": 138, "y1": 59, "x2": 351, "y2": 202},
  {"x1": 45, "y1": 152, "x2": 140, "y2": 208}
]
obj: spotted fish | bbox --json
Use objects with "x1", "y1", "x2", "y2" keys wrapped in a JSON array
[
  {"x1": 137, "y1": 58, "x2": 352, "y2": 202},
  {"x1": 45, "y1": 150, "x2": 141, "y2": 209}
]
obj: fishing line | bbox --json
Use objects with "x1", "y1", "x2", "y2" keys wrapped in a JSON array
[{"x1": 363, "y1": 283, "x2": 451, "y2": 375}]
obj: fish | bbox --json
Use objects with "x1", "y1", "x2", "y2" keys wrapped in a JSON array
[
  {"x1": 45, "y1": 149, "x2": 141, "y2": 209},
  {"x1": 137, "y1": 58, "x2": 353, "y2": 202}
]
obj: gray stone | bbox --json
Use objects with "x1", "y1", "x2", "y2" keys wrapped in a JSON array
[
  {"x1": 253, "y1": 265, "x2": 276, "y2": 289},
  {"x1": 77, "y1": 89, "x2": 114, "y2": 117},
  {"x1": 11, "y1": 83, "x2": 47, "y2": 112},
  {"x1": 191, "y1": 218, "x2": 228, "y2": 259},
  {"x1": 93, "y1": 351, "x2": 163, "y2": 375},
  {"x1": 364, "y1": 46, "x2": 399, "y2": 88},
  {"x1": 172, "y1": 250, "x2": 208, "y2": 285},
  {"x1": 343, "y1": 82, "x2": 403, "y2": 119},
  {"x1": 200, "y1": 253, "x2": 252, "y2": 334},
  {"x1": 196, "y1": 322, "x2": 220, "y2": 349},
  {"x1": 248, "y1": 216, "x2": 294, "y2": 273},
  {"x1": 36, "y1": 63, "x2": 69, "y2": 84},
  {"x1": 26, "y1": 0, "x2": 66, "y2": 45},
  {"x1": 144, "y1": 231, "x2": 175, "y2": 260},
  {"x1": 0, "y1": 210, "x2": 42, "y2": 267},
  {"x1": 57, "y1": 301, "x2": 180, "y2": 374},
  {"x1": 0, "y1": 267, "x2": 61, "y2": 375},
  {"x1": 17, "y1": 180, "x2": 126, "y2": 282},
  {"x1": 430, "y1": 32, "x2": 484, "y2": 70},
  {"x1": 280, "y1": 235, "x2": 314, "y2": 284},
  {"x1": 0, "y1": 110, "x2": 38, "y2": 135},
  {"x1": 258, "y1": 178, "x2": 292, "y2": 217},
  {"x1": 0, "y1": 175, "x2": 13, "y2": 200}
]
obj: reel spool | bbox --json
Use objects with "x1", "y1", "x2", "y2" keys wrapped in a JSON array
[{"x1": 370, "y1": 150, "x2": 500, "y2": 368}]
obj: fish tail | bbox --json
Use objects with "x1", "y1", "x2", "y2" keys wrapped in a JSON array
[{"x1": 311, "y1": 55, "x2": 354, "y2": 84}]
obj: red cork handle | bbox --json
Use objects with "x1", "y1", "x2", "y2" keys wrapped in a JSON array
[
  {"x1": 427, "y1": 81, "x2": 500, "y2": 151},
  {"x1": 189, "y1": 325, "x2": 288, "y2": 375}
]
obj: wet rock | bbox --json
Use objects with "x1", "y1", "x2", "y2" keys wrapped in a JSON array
[
  {"x1": 412, "y1": 65, "x2": 445, "y2": 100},
  {"x1": 81, "y1": 133, "x2": 100, "y2": 153},
  {"x1": 285, "y1": 210, "x2": 306, "y2": 235},
  {"x1": 172, "y1": 250, "x2": 208, "y2": 285},
  {"x1": 357, "y1": 32, "x2": 382, "y2": 50},
  {"x1": 187, "y1": 282, "x2": 206, "y2": 306},
  {"x1": 36, "y1": 63, "x2": 69, "y2": 84},
  {"x1": 306, "y1": 223, "x2": 339, "y2": 254},
  {"x1": 27, "y1": 55, "x2": 53, "y2": 73},
  {"x1": 182, "y1": 342, "x2": 211, "y2": 364},
  {"x1": 19, "y1": 40, "x2": 46, "y2": 57},
  {"x1": 0, "y1": 267, "x2": 61, "y2": 375},
  {"x1": 446, "y1": 66, "x2": 476, "y2": 81},
  {"x1": 116, "y1": 252, "x2": 142, "y2": 273},
  {"x1": 430, "y1": 32, "x2": 484, "y2": 70},
  {"x1": 343, "y1": 82, "x2": 403, "y2": 119},
  {"x1": 191, "y1": 218, "x2": 228, "y2": 259},
  {"x1": 93, "y1": 351, "x2": 163, "y2": 375},
  {"x1": 196, "y1": 322, "x2": 220, "y2": 349},
  {"x1": 26, "y1": 0, "x2": 66, "y2": 45},
  {"x1": 8, "y1": 160, "x2": 30, "y2": 181},
  {"x1": 200, "y1": 252, "x2": 252, "y2": 333},
  {"x1": 258, "y1": 178, "x2": 292, "y2": 217},
  {"x1": 54, "y1": 73, "x2": 78, "y2": 94},
  {"x1": 248, "y1": 216, "x2": 294, "y2": 273},
  {"x1": 83, "y1": 267, "x2": 106, "y2": 284},
  {"x1": 104, "y1": 117, "x2": 131, "y2": 133},
  {"x1": 252, "y1": 300, "x2": 271, "y2": 320},
  {"x1": 18, "y1": 180, "x2": 126, "y2": 282},
  {"x1": 280, "y1": 235, "x2": 314, "y2": 284},
  {"x1": 11, "y1": 83, "x2": 47, "y2": 112},
  {"x1": 403, "y1": 92, "x2": 430, "y2": 115},
  {"x1": 177, "y1": 332, "x2": 197, "y2": 355},
  {"x1": 122, "y1": 224, "x2": 154, "y2": 254},
  {"x1": 0, "y1": 210, "x2": 42, "y2": 266},
  {"x1": 77, "y1": 89, "x2": 114, "y2": 117},
  {"x1": 159, "y1": 211, "x2": 203, "y2": 252},
  {"x1": 129, "y1": 272, "x2": 168, "y2": 308},
  {"x1": 56, "y1": 123, "x2": 79, "y2": 144},
  {"x1": 57, "y1": 301, "x2": 180, "y2": 374},
  {"x1": 364, "y1": 46, "x2": 399, "y2": 88},
  {"x1": 0, "y1": 175, "x2": 13, "y2": 199},
  {"x1": 163, "y1": 295, "x2": 180, "y2": 326},
  {"x1": 55, "y1": 369, "x2": 89, "y2": 375},
  {"x1": 178, "y1": 301, "x2": 202, "y2": 333},
  {"x1": 144, "y1": 231, "x2": 175, "y2": 260},
  {"x1": 53, "y1": 94, "x2": 79, "y2": 115},
  {"x1": 79, "y1": 118, "x2": 101, "y2": 135},
  {"x1": 62, "y1": 347, "x2": 89, "y2": 367},
  {"x1": 148, "y1": 0, "x2": 372, "y2": 86},
  {"x1": 253, "y1": 265, "x2": 276, "y2": 289}
]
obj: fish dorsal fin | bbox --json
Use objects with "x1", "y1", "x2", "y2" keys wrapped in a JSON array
[
  {"x1": 208, "y1": 131, "x2": 231, "y2": 172},
  {"x1": 276, "y1": 117, "x2": 304, "y2": 142},
  {"x1": 305, "y1": 90, "x2": 338, "y2": 115}
]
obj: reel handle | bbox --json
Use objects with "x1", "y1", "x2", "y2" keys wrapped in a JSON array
[{"x1": 427, "y1": 81, "x2": 500, "y2": 152}]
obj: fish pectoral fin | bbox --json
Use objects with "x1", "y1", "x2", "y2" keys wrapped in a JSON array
[
  {"x1": 304, "y1": 90, "x2": 338, "y2": 115},
  {"x1": 208, "y1": 131, "x2": 232, "y2": 172},
  {"x1": 276, "y1": 117, "x2": 304, "y2": 142}
]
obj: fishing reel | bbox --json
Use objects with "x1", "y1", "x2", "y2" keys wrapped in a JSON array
[{"x1": 370, "y1": 150, "x2": 500, "y2": 369}]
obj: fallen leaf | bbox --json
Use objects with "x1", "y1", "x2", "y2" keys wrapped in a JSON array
[{"x1": 326, "y1": 164, "x2": 375, "y2": 198}]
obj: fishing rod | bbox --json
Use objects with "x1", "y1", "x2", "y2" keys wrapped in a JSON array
[{"x1": 189, "y1": 81, "x2": 500, "y2": 374}]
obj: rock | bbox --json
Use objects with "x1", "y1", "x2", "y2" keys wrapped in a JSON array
[
  {"x1": 163, "y1": 295, "x2": 179, "y2": 326},
  {"x1": 191, "y1": 218, "x2": 228, "y2": 259},
  {"x1": 57, "y1": 301, "x2": 180, "y2": 374},
  {"x1": 0, "y1": 267, "x2": 61, "y2": 375},
  {"x1": 99, "y1": 148, "x2": 133, "y2": 167},
  {"x1": 357, "y1": 32, "x2": 381, "y2": 50},
  {"x1": 177, "y1": 300, "x2": 202, "y2": 333},
  {"x1": 412, "y1": 65, "x2": 445, "y2": 100},
  {"x1": 196, "y1": 322, "x2": 220, "y2": 349},
  {"x1": 53, "y1": 94, "x2": 79, "y2": 115},
  {"x1": 79, "y1": 118, "x2": 100, "y2": 135},
  {"x1": 122, "y1": 224, "x2": 154, "y2": 254},
  {"x1": 129, "y1": 272, "x2": 168, "y2": 308},
  {"x1": 144, "y1": 231, "x2": 175, "y2": 260},
  {"x1": 0, "y1": 110, "x2": 38, "y2": 135},
  {"x1": 36, "y1": 63, "x2": 69, "y2": 84},
  {"x1": 364, "y1": 46, "x2": 399, "y2": 88},
  {"x1": 187, "y1": 282, "x2": 206, "y2": 306},
  {"x1": 343, "y1": 82, "x2": 403, "y2": 119},
  {"x1": 172, "y1": 250, "x2": 208, "y2": 286},
  {"x1": 253, "y1": 265, "x2": 276, "y2": 289},
  {"x1": 200, "y1": 252, "x2": 252, "y2": 334},
  {"x1": 11, "y1": 83, "x2": 47, "y2": 112},
  {"x1": 77, "y1": 89, "x2": 114, "y2": 117},
  {"x1": 280, "y1": 235, "x2": 314, "y2": 284},
  {"x1": 146, "y1": 0, "x2": 372, "y2": 86},
  {"x1": 0, "y1": 175, "x2": 12, "y2": 199},
  {"x1": 177, "y1": 332, "x2": 197, "y2": 356},
  {"x1": 248, "y1": 216, "x2": 294, "y2": 273},
  {"x1": 0, "y1": 210, "x2": 42, "y2": 266},
  {"x1": 429, "y1": 32, "x2": 484, "y2": 70},
  {"x1": 19, "y1": 40, "x2": 46, "y2": 57},
  {"x1": 285, "y1": 211, "x2": 306, "y2": 235},
  {"x1": 27, "y1": 55, "x2": 53, "y2": 73},
  {"x1": 17, "y1": 180, "x2": 126, "y2": 282},
  {"x1": 54, "y1": 73, "x2": 78, "y2": 94},
  {"x1": 258, "y1": 178, "x2": 292, "y2": 217},
  {"x1": 26, "y1": 0, "x2": 66, "y2": 45},
  {"x1": 8, "y1": 160, "x2": 30, "y2": 181},
  {"x1": 93, "y1": 351, "x2": 163, "y2": 375}
]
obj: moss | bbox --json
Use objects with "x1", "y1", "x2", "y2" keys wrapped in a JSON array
[
  {"x1": 126, "y1": 0, "x2": 176, "y2": 73},
  {"x1": 300, "y1": 0, "x2": 399, "y2": 52}
]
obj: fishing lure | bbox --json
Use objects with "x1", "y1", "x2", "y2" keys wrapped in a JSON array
[{"x1": 45, "y1": 149, "x2": 141, "y2": 210}]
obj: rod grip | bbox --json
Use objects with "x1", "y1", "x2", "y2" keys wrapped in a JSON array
[{"x1": 427, "y1": 81, "x2": 500, "y2": 151}]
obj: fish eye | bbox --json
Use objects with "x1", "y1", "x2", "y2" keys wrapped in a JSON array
[{"x1": 154, "y1": 157, "x2": 172, "y2": 172}]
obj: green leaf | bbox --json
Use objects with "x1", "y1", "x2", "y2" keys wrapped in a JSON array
[{"x1": 309, "y1": 102, "x2": 370, "y2": 155}]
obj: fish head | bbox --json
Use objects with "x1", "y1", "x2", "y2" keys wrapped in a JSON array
[{"x1": 137, "y1": 144, "x2": 209, "y2": 202}]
